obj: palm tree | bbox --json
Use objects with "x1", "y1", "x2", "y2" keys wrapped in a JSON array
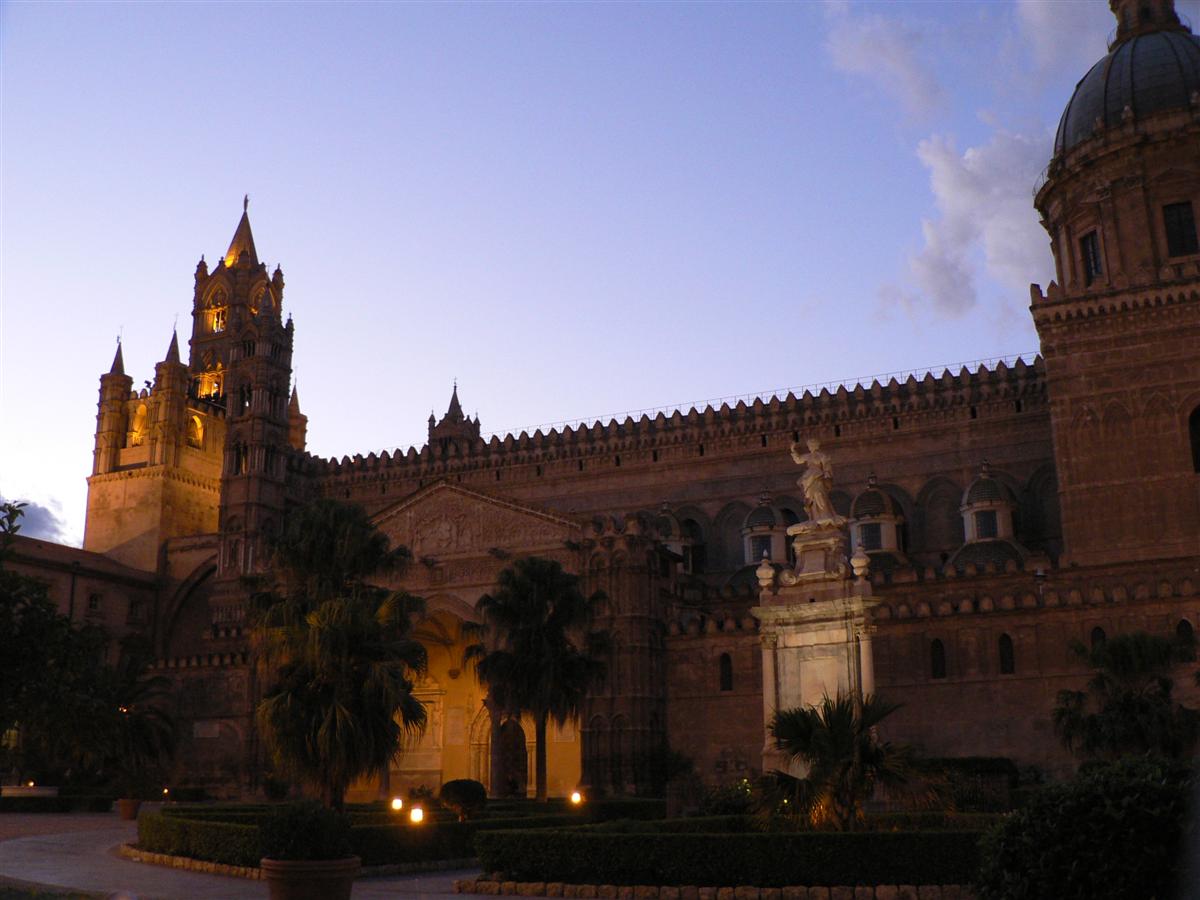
[
  {"x1": 768, "y1": 692, "x2": 921, "y2": 831},
  {"x1": 250, "y1": 498, "x2": 427, "y2": 811},
  {"x1": 467, "y1": 556, "x2": 606, "y2": 801},
  {"x1": 1052, "y1": 631, "x2": 1198, "y2": 760}
]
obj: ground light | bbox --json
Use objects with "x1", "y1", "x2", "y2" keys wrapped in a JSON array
[
  {"x1": 391, "y1": 797, "x2": 404, "y2": 812},
  {"x1": 569, "y1": 790, "x2": 583, "y2": 805},
  {"x1": 409, "y1": 806, "x2": 424, "y2": 824}
]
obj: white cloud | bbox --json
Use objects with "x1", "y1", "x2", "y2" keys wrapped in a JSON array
[
  {"x1": 905, "y1": 130, "x2": 1054, "y2": 317},
  {"x1": 1, "y1": 495, "x2": 71, "y2": 544},
  {"x1": 824, "y1": 2, "x2": 946, "y2": 117},
  {"x1": 1015, "y1": 0, "x2": 1113, "y2": 79}
]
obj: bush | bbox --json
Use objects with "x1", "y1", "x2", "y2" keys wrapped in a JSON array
[
  {"x1": 440, "y1": 779, "x2": 487, "y2": 821},
  {"x1": 475, "y1": 829, "x2": 983, "y2": 886},
  {"x1": 976, "y1": 757, "x2": 1192, "y2": 900},
  {"x1": 138, "y1": 813, "x2": 261, "y2": 868},
  {"x1": 259, "y1": 800, "x2": 353, "y2": 861},
  {"x1": 698, "y1": 779, "x2": 756, "y2": 816}
]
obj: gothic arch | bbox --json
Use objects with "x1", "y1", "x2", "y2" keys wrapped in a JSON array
[
  {"x1": 161, "y1": 560, "x2": 218, "y2": 658},
  {"x1": 711, "y1": 501, "x2": 752, "y2": 571},
  {"x1": 914, "y1": 477, "x2": 964, "y2": 559}
]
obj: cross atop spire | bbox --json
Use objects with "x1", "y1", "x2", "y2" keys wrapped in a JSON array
[{"x1": 165, "y1": 330, "x2": 181, "y2": 365}]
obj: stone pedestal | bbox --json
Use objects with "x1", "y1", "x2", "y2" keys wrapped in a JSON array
[{"x1": 752, "y1": 520, "x2": 875, "y2": 774}]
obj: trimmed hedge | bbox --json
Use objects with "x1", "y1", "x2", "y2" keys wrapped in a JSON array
[
  {"x1": 139, "y1": 813, "x2": 261, "y2": 868},
  {"x1": 474, "y1": 830, "x2": 983, "y2": 887},
  {"x1": 139, "y1": 809, "x2": 592, "y2": 868}
]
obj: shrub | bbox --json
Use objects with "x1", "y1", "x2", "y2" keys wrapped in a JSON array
[
  {"x1": 475, "y1": 829, "x2": 983, "y2": 886},
  {"x1": 138, "y1": 813, "x2": 260, "y2": 868},
  {"x1": 976, "y1": 756, "x2": 1192, "y2": 900},
  {"x1": 440, "y1": 779, "x2": 487, "y2": 821},
  {"x1": 698, "y1": 779, "x2": 756, "y2": 816},
  {"x1": 259, "y1": 800, "x2": 353, "y2": 861}
]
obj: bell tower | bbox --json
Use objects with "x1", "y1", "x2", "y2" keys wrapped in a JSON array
[
  {"x1": 191, "y1": 201, "x2": 297, "y2": 579},
  {"x1": 1033, "y1": 0, "x2": 1200, "y2": 566}
]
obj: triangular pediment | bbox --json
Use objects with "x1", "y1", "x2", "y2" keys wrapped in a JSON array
[{"x1": 372, "y1": 481, "x2": 580, "y2": 560}]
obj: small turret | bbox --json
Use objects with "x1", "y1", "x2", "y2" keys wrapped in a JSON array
[
  {"x1": 428, "y1": 383, "x2": 482, "y2": 451},
  {"x1": 288, "y1": 386, "x2": 308, "y2": 452},
  {"x1": 93, "y1": 339, "x2": 133, "y2": 476}
]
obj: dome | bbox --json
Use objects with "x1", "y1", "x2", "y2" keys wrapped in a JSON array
[
  {"x1": 852, "y1": 487, "x2": 901, "y2": 519},
  {"x1": 1054, "y1": 27, "x2": 1200, "y2": 157},
  {"x1": 964, "y1": 474, "x2": 1011, "y2": 506},
  {"x1": 744, "y1": 505, "x2": 778, "y2": 529}
]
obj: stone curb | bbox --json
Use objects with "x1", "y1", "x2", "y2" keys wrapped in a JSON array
[
  {"x1": 119, "y1": 843, "x2": 477, "y2": 880},
  {"x1": 452, "y1": 881, "x2": 978, "y2": 900}
]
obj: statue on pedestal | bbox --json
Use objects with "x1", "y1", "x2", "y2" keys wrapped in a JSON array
[{"x1": 789, "y1": 439, "x2": 846, "y2": 530}]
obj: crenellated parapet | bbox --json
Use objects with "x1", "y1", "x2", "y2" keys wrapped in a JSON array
[{"x1": 312, "y1": 356, "x2": 1046, "y2": 485}]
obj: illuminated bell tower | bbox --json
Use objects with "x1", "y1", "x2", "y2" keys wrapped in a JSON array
[
  {"x1": 1033, "y1": 0, "x2": 1200, "y2": 566},
  {"x1": 192, "y1": 200, "x2": 296, "y2": 578}
]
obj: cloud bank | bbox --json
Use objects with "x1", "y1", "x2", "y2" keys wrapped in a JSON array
[
  {"x1": 1, "y1": 496, "x2": 72, "y2": 544},
  {"x1": 824, "y1": 1, "x2": 946, "y2": 118}
]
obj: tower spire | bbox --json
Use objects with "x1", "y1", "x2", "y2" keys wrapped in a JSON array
[
  {"x1": 224, "y1": 200, "x2": 259, "y2": 267},
  {"x1": 165, "y1": 330, "x2": 181, "y2": 365},
  {"x1": 109, "y1": 339, "x2": 125, "y2": 375}
]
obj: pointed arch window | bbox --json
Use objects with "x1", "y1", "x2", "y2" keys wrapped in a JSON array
[
  {"x1": 719, "y1": 653, "x2": 733, "y2": 692},
  {"x1": 1090, "y1": 626, "x2": 1107, "y2": 649},
  {"x1": 999, "y1": 633, "x2": 1015, "y2": 675},
  {"x1": 930, "y1": 639, "x2": 947, "y2": 680}
]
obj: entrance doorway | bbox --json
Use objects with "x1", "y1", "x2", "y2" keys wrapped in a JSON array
[{"x1": 495, "y1": 719, "x2": 528, "y2": 798}]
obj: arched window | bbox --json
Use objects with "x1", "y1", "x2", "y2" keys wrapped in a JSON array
[
  {"x1": 930, "y1": 639, "x2": 947, "y2": 680},
  {"x1": 186, "y1": 415, "x2": 203, "y2": 449},
  {"x1": 719, "y1": 653, "x2": 733, "y2": 692},
  {"x1": 1189, "y1": 406, "x2": 1200, "y2": 473},
  {"x1": 999, "y1": 633, "x2": 1015, "y2": 675},
  {"x1": 1091, "y1": 626, "x2": 1107, "y2": 649},
  {"x1": 1177, "y1": 619, "x2": 1194, "y2": 647}
]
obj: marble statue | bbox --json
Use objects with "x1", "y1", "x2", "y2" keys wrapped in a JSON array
[{"x1": 790, "y1": 438, "x2": 841, "y2": 525}]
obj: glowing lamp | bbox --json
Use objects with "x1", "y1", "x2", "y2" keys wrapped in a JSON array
[
  {"x1": 163, "y1": 788, "x2": 170, "y2": 796},
  {"x1": 27, "y1": 781, "x2": 35, "y2": 788},
  {"x1": 569, "y1": 790, "x2": 583, "y2": 805},
  {"x1": 409, "y1": 806, "x2": 424, "y2": 824},
  {"x1": 391, "y1": 797, "x2": 404, "y2": 812}
]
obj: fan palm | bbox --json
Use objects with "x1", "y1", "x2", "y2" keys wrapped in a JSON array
[
  {"x1": 250, "y1": 499, "x2": 427, "y2": 811},
  {"x1": 1052, "y1": 631, "x2": 1198, "y2": 760},
  {"x1": 769, "y1": 692, "x2": 919, "y2": 830},
  {"x1": 466, "y1": 556, "x2": 606, "y2": 801}
]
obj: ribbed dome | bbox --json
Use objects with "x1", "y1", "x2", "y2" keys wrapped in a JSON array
[
  {"x1": 1054, "y1": 28, "x2": 1200, "y2": 157},
  {"x1": 965, "y1": 476, "x2": 1008, "y2": 506},
  {"x1": 744, "y1": 506, "x2": 778, "y2": 529},
  {"x1": 852, "y1": 487, "x2": 900, "y2": 519}
]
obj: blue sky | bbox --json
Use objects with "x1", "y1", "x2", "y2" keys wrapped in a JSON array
[{"x1": 4, "y1": 0, "x2": 1197, "y2": 545}]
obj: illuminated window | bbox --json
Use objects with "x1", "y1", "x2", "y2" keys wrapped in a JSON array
[
  {"x1": 211, "y1": 308, "x2": 227, "y2": 333},
  {"x1": 187, "y1": 416, "x2": 203, "y2": 449},
  {"x1": 1080, "y1": 231, "x2": 1102, "y2": 285},
  {"x1": 1164, "y1": 202, "x2": 1198, "y2": 257}
]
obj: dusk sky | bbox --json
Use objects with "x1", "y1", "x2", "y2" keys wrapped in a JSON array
[{"x1": 4, "y1": 0, "x2": 1198, "y2": 546}]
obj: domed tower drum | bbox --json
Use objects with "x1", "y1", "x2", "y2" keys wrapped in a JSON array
[{"x1": 1033, "y1": 0, "x2": 1200, "y2": 566}]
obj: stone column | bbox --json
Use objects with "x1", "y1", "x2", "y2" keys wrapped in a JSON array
[{"x1": 857, "y1": 625, "x2": 876, "y2": 699}]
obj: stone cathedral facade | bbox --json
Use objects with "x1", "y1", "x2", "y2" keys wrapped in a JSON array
[{"x1": 10, "y1": 0, "x2": 1200, "y2": 799}]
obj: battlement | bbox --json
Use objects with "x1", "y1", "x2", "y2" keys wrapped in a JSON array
[{"x1": 310, "y1": 354, "x2": 1045, "y2": 480}]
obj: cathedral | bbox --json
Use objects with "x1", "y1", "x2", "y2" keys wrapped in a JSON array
[{"x1": 9, "y1": 0, "x2": 1200, "y2": 799}]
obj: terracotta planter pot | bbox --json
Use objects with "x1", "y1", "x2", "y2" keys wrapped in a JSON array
[
  {"x1": 260, "y1": 856, "x2": 360, "y2": 900},
  {"x1": 116, "y1": 798, "x2": 142, "y2": 821}
]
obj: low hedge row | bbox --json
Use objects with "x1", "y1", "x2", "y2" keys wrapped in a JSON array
[
  {"x1": 474, "y1": 830, "x2": 983, "y2": 887},
  {"x1": 0, "y1": 794, "x2": 113, "y2": 813},
  {"x1": 139, "y1": 811, "x2": 590, "y2": 868},
  {"x1": 139, "y1": 813, "x2": 261, "y2": 868}
]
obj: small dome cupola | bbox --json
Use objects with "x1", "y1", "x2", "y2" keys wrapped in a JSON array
[
  {"x1": 850, "y1": 475, "x2": 907, "y2": 563},
  {"x1": 742, "y1": 491, "x2": 795, "y2": 564},
  {"x1": 949, "y1": 462, "x2": 1028, "y2": 572}
]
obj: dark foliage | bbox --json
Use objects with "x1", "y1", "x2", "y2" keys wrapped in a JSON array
[
  {"x1": 258, "y1": 800, "x2": 354, "y2": 861},
  {"x1": 440, "y1": 779, "x2": 487, "y2": 821},
  {"x1": 976, "y1": 757, "x2": 1193, "y2": 900},
  {"x1": 475, "y1": 829, "x2": 983, "y2": 886}
]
